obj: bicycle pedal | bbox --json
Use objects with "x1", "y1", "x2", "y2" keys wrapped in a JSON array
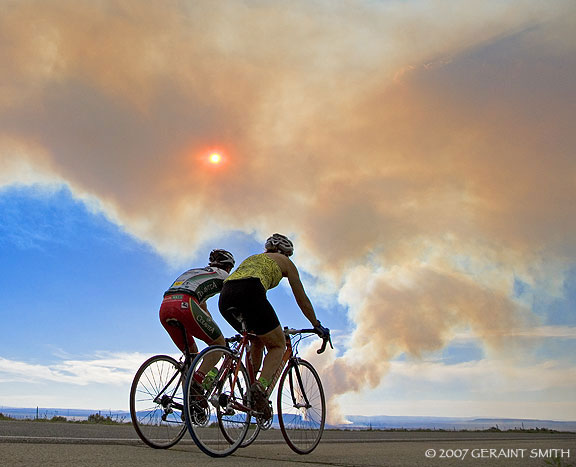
[{"x1": 256, "y1": 412, "x2": 273, "y2": 430}]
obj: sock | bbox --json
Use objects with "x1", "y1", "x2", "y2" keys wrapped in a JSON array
[{"x1": 258, "y1": 376, "x2": 270, "y2": 389}]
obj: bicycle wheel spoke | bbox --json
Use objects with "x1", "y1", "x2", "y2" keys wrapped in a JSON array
[
  {"x1": 278, "y1": 359, "x2": 326, "y2": 454},
  {"x1": 130, "y1": 355, "x2": 187, "y2": 449}
]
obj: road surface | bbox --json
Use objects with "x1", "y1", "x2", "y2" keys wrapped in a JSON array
[{"x1": 0, "y1": 420, "x2": 574, "y2": 466}]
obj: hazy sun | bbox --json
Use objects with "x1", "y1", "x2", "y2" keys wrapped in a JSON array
[{"x1": 209, "y1": 152, "x2": 222, "y2": 164}]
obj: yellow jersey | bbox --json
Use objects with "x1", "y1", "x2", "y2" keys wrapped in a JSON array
[{"x1": 225, "y1": 253, "x2": 283, "y2": 290}]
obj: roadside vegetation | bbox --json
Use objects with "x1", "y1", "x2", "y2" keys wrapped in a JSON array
[
  {"x1": 0, "y1": 411, "x2": 127, "y2": 424},
  {"x1": 0, "y1": 413, "x2": 18, "y2": 421}
]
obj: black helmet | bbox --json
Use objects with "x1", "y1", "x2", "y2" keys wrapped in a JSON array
[
  {"x1": 265, "y1": 233, "x2": 294, "y2": 256},
  {"x1": 209, "y1": 249, "x2": 235, "y2": 268}
]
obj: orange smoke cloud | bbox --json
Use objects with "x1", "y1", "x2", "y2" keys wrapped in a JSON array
[{"x1": 1, "y1": 0, "x2": 575, "y2": 422}]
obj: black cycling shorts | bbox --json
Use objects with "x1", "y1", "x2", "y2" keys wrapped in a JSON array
[{"x1": 218, "y1": 278, "x2": 280, "y2": 335}]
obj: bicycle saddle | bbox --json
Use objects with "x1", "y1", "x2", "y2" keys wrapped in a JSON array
[{"x1": 226, "y1": 307, "x2": 248, "y2": 331}]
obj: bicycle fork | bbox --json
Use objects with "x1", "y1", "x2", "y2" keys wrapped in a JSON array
[{"x1": 287, "y1": 359, "x2": 312, "y2": 410}]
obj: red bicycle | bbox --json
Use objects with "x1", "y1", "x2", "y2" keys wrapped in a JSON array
[{"x1": 183, "y1": 309, "x2": 332, "y2": 457}]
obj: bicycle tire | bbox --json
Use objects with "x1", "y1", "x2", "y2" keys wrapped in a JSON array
[
  {"x1": 277, "y1": 358, "x2": 326, "y2": 454},
  {"x1": 239, "y1": 419, "x2": 261, "y2": 448},
  {"x1": 184, "y1": 346, "x2": 250, "y2": 457},
  {"x1": 130, "y1": 354, "x2": 187, "y2": 449}
]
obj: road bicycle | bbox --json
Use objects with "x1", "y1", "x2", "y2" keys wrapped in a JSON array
[
  {"x1": 183, "y1": 308, "x2": 332, "y2": 458},
  {"x1": 129, "y1": 319, "x2": 196, "y2": 448},
  {"x1": 129, "y1": 318, "x2": 260, "y2": 449}
]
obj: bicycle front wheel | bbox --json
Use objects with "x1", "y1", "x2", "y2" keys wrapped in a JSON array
[
  {"x1": 218, "y1": 369, "x2": 261, "y2": 448},
  {"x1": 277, "y1": 359, "x2": 326, "y2": 454},
  {"x1": 130, "y1": 354, "x2": 187, "y2": 449},
  {"x1": 184, "y1": 346, "x2": 251, "y2": 457}
]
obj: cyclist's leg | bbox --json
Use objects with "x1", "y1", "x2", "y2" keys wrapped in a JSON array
[
  {"x1": 250, "y1": 326, "x2": 284, "y2": 420},
  {"x1": 160, "y1": 296, "x2": 200, "y2": 403},
  {"x1": 250, "y1": 338, "x2": 265, "y2": 375},
  {"x1": 160, "y1": 294, "x2": 195, "y2": 354},
  {"x1": 258, "y1": 325, "x2": 285, "y2": 385},
  {"x1": 218, "y1": 278, "x2": 284, "y2": 389},
  {"x1": 184, "y1": 296, "x2": 226, "y2": 380}
]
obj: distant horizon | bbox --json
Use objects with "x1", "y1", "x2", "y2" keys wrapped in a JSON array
[{"x1": 2, "y1": 405, "x2": 575, "y2": 425}]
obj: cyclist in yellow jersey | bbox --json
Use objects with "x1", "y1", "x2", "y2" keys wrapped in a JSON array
[{"x1": 218, "y1": 234, "x2": 329, "y2": 419}]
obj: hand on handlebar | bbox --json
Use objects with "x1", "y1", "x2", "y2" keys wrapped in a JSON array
[
  {"x1": 314, "y1": 321, "x2": 333, "y2": 354},
  {"x1": 314, "y1": 322, "x2": 330, "y2": 339}
]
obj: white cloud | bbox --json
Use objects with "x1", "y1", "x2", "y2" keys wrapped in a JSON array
[{"x1": 0, "y1": 352, "x2": 150, "y2": 386}]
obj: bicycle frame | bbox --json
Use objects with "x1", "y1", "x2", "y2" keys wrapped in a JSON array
[
  {"x1": 152, "y1": 370, "x2": 186, "y2": 415},
  {"x1": 219, "y1": 327, "x2": 315, "y2": 416}
]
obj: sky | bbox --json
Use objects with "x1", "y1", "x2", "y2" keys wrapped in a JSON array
[{"x1": 0, "y1": 0, "x2": 575, "y2": 423}]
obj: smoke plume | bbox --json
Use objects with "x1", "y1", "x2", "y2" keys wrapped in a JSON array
[{"x1": 1, "y1": 0, "x2": 575, "y2": 422}]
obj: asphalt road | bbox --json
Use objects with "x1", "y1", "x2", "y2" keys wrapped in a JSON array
[{"x1": 1, "y1": 420, "x2": 574, "y2": 466}]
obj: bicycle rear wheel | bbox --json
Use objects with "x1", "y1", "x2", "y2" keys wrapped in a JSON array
[
  {"x1": 130, "y1": 354, "x2": 187, "y2": 449},
  {"x1": 277, "y1": 359, "x2": 326, "y2": 454},
  {"x1": 239, "y1": 419, "x2": 261, "y2": 448},
  {"x1": 184, "y1": 346, "x2": 251, "y2": 457}
]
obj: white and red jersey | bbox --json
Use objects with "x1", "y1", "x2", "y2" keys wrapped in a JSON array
[{"x1": 164, "y1": 266, "x2": 229, "y2": 303}]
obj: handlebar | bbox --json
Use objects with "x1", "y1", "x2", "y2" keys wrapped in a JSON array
[
  {"x1": 226, "y1": 327, "x2": 333, "y2": 354},
  {"x1": 284, "y1": 327, "x2": 333, "y2": 354}
]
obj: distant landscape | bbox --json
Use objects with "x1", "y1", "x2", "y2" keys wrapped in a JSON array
[
  {"x1": 1, "y1": 407, "x2": 575, "y2": 432},
  {"x1": 344, "y1": 415, "x2": 576, "y2": 432}
]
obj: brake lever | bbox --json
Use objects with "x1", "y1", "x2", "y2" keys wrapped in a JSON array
[{"x1": 317, "y1": 334, "x2": 333, "y2": 354}]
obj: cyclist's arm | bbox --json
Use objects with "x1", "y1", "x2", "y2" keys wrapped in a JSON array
[{"x1": 285, "y1": 260, "x2": 320, "y2": 327}]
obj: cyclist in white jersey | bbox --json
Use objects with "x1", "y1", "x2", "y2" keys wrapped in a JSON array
[{"x1": 160, "y1": 250, "x2": 234, "y2": 383}]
